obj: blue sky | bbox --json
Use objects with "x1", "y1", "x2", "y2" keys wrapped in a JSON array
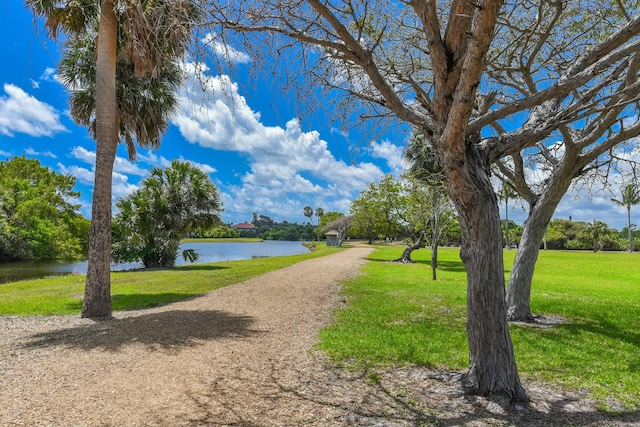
[{"x1": 0, "y1": 2, "x2": 635, "y2": 230}]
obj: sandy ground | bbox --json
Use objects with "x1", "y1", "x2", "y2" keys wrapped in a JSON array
[{"x1": 1, "y1": 245, "x2": 638, "y2": 426}]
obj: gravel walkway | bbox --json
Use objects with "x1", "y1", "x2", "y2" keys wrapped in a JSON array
[{"x1": 1, "y1": 245, "x2": 639, "y2": 426}]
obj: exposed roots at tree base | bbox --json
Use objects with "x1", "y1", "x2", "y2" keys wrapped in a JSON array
[
  {"x1": 509, "y1": 313, "x2": 570, "y2": 328},
  {"x1": 389, "y1": 258, "x2": 415, "y2": 264}
]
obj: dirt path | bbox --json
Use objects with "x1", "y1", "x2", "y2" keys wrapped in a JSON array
[{"x1": 1, "y1": 246, "x2": 638, "y2": 426}]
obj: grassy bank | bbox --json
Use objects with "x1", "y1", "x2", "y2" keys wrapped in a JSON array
[
  {"x1": 318, "y1": 246, "x2": 640, "y2": 410},
  {"x1": 0, "y1": 243, "x2": 339, "y2": 316}
]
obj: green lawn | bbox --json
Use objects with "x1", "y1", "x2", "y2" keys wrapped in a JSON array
[
  {"x1": 318, "y1": 246, "x2": 640, "y2": 411},
  {"x1": 0, "y1": 243, "x2": 340, "y2": 316}
]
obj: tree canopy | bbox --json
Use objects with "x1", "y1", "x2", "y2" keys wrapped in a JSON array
[{"x1": 0, "y1": 156, "x2": 88, "y2": 261}]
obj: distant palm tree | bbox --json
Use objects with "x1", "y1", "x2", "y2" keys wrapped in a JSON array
[
  {"x1": 498, "y1": 181, "x2": 518, "y2": 249},
  {"x1": 586, "y1": 219, "x2": 609, "y2": 252},
  {"x1": 611, "y1": 183, "x2": 640, "y2": 252},
  {"x1": 26, "y1": 0, "x2": 200, "y2": 317},
  {"x1": 303, "y1": 206, "x2": 314, "y2": 224},
  {"x1": 314, "y1": 207, "x2": 324, "y2": 241}
]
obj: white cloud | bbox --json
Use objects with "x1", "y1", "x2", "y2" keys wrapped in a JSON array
[
  {"x1": 0, "y1": 84, "x2": 68, "y2": 137},
  {"x1": 58, "y1": 162, "x2": 138, "y2": 202},
  {"x1": 0, "y1": 150, "x2": 11, "y2": 157},
  {"x1": 172, "y1": 66, "x2": 385, "y2": 220},
  {"x1": 369, "y1": 139, "x2": 405, "y2": 175},
  {"x1": 202, "y1": 33, "x2": 252, "y2": 64},
  {"x1": 70, "y1": 146, "x2": 96, "y2": 164},
  {"x1": 179, "y1": 157, "x2": 217, "y2": 174},
  {"x1": 112, "y1": 171, "x2": 139, "y2": 200},
  {"x1": 25, "y1": 147, "x2": 57, "y2": 158},
  {"x1": 40, "y1": 67, "x2": 58, "y2": 82},
  {"x1": 70, "y1": 145, "x2": 147, "y2": 176},
  {"x1": 137, "y1": 151, "x2": 172, "y2": 168},
  {"x1": 57, "y1": 163, "x2": 94, "y2": 185}
]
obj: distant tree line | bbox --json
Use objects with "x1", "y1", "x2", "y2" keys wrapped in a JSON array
[
  {"x1": 192, "y1": 212, "x2": 318, "y2": 241},
  {"x1": 250, "y1": 213, "x2": 316, "y2": 241}
]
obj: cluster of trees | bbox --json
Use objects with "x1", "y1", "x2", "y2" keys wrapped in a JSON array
[
  {"x1": 349, "y1": 174, "x2": 459, "y2": 254},
  {"x1": 0, "y1": 156, "x2": 89, "y2": 262},
  {"x1": 250, "y1": 212, "x2": 316, "y2": 241},
  {"x1": 25, "y1": 0, "x2": 640, "y2": 402},
  {"x1": 544, "y1": 218, "x2": 640, "y2": 252}
]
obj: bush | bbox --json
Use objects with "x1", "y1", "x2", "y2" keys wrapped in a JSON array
[{"x1": 565, "y1": 239, "x2": 589, "y2": 250}]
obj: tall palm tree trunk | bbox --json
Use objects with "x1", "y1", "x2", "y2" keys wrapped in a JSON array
[
  {"x1": 627, "y1": 207, "x2": 633, "y2": 252},
  {"x1": 82, "y1": 0, "x2": 118, "y2": 318}
]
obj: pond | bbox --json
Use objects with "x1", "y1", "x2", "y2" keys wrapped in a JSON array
[{"x1": 0, "y1": 240, "x2": 310, "y2": 284}]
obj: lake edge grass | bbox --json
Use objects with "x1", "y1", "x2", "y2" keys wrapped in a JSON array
[
  {"x1": 318, "y1": 245, "x2": 640, "y2": 412},
  {"x1": 0, "y1": 242, "x2": 341, "y2": 316}
]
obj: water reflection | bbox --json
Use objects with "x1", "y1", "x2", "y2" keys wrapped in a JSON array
[{"x1": 0, "y1": 241, "x2": 309, "y2": 284}]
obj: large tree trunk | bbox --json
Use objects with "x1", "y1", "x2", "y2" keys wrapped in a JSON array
[
  {"x1": 82, "y1": 0, "x2": 118, "y2": 318},
  {"x1": 627, "y1": 207, "x2": 633, "y2": 252},
  {"x1": 506, "y1": 177, "x2": 572, "y2": 322},
  {"x1": 444, "y1": 142, "x2": 527, "y2": 401}
]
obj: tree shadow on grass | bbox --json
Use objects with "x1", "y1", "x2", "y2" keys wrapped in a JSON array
[
  {"x1": 412, "y1": 258, "x2": 468, "y2": 273},
  {"x1": 561, "y1": 317, "x2": 640, "y2": 350},
  {"x1": 20, "y1": 309, "x2": 260, "y2": 352},
  {"x1": 111, "y1": 292, "x2": 206, "y2": 311},
  {"x1": 64, "y1": 292, "x2": 214, "y2": 313},
  {"x1": 114, "y1": 264, "x2": 230, "y2": 274}
]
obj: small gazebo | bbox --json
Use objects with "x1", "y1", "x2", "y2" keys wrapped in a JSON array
[{"x1": 325, "y1": 230, "x2": 339, "y2": 247}]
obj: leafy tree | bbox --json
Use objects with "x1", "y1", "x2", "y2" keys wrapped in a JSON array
[
  {"x1": 203, "y1": 0, "x2": 640, "y2": 398},
  {"x1": 350, "y1": 174, "x2": 403, "y2": 243},
  {"x1": 350, "y1": 184, "x2": 383, "y2": 244},
  {"x1": 112, "y1": 160, "x2": 222, "y2": 268},
  {"x1": 201, "y1": 225, "x2": 241, "y2": 238},
  {"x1": 27, "y1": 0, "x2": 201, "y2": 318},
  {"x1": 318, "y1": 211, "x2": 345, "y2": 233},
  {"x1": 0, "y1": 156, "x2": 87, "y2": 261},
  {"x1": 611, "y1": 183, "x2": 640, "y2": 252}
]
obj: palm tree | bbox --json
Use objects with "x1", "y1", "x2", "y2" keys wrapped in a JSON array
[
  {"x1": 314, "y1": 207, "x2": 324, "y2": 241},
  {"x1": 26, "y1": 1, "x2": 200, "y2": 317},
  {"x1": 59, "y1": 26, "x2": 183, "y2": 161},
  {"x1": 611, "y1": 183, "x2": 640, "y2": 252},
  {"x1": 112, "y1": 160, "x2": 222, "y2": 268},
  {"x1": 586, "y1": 219, "x2": 609, "y2": 252},
  {"x1": 498, "y1": 180, "x2": 518, "y2": 249},
  {"x1": 303, "y1": 206, "x2": 314, "y2": 224}
]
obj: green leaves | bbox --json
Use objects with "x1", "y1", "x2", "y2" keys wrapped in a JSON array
[
  {"x1": 0, "y1": 156, "x2": 86, "y2": 261},
  {"x1": 112, "y1": 160, "x2": 223, "y2": 268}
]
